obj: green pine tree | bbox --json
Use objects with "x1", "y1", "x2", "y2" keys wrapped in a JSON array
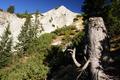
[
  {"x1": 0, "y1": 8, "x2": 3, "y2": 11},
  {"x1": 16, "y1": 12, "x2": 39, "y2": 56},
  {"x1": 0, "y1": 24, "x2": 12, "y2": 68},
  {"x1": 82, "y1": 0, "x2": 111, "y2": 20},
  {"x1": 107, "y1": 0, "x2": 120, "y2": 36},
  {"x1": 7, "y1": 5, "x2": 15, "y2": 13}
]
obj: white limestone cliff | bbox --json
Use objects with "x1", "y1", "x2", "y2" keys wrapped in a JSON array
[
  {"x1": 0, "y1": 6, "x2": 83, "y2": 45},
  {"x1": 0, "y1": 11, "x2": 25, "y2": 45},
  {"x1": 40, "y1": 6, "x2": 79, "y2": 32}
]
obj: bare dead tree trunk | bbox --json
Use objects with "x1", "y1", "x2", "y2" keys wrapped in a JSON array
[{"x1": 88, "y1": 17, "x2": 110, "y2": 80}]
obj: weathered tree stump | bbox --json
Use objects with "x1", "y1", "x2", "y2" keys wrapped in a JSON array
[{"x1": 88, "y1": 17, "x2": 110, "y2": 80}]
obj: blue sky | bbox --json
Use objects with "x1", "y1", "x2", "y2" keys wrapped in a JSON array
[{"x1": 0, "y1": 0, "x2": 84, "y2": 13}]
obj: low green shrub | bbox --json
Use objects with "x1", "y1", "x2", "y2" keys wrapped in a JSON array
[
  {"x1": 0, "y1": 33, "x2": 54, "y2": 80},
  {"x1": 52, "y1": 26, "x2": 76, "y2": 36},
  {"x1": 16, "y1": 13, "x2": 32, "y2": 18}
]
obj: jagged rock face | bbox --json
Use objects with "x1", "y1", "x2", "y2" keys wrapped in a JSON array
[
  {"x1": 31, "y1": 6, "x2": 83, "y2": 33},
  {"x1": 72, "y1": 15, "x2": 83, "y2": 30},
  {"x1": 0, "y1": 6, "x2": 83, "y2": 45},
  {"x1": 0, "y1": 11, "x2": 25, "y2": 45},
  {"x1": 40, "y1": 6, "x2": 78, "y2": 32}
]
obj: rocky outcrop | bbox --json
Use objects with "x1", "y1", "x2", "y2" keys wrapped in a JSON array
[
  {"x1": 0, "y1": 6, "x2": 83, "y2": 45},
  {"x1": 32, "y1": 6, "x2": 83, "y2": 32},
  {"x1": 72, "y1": 15, "x2": 83, "y2": 30},
  {"x1": 0, "y1": 11, "x2": 25, "y2": 45}
]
